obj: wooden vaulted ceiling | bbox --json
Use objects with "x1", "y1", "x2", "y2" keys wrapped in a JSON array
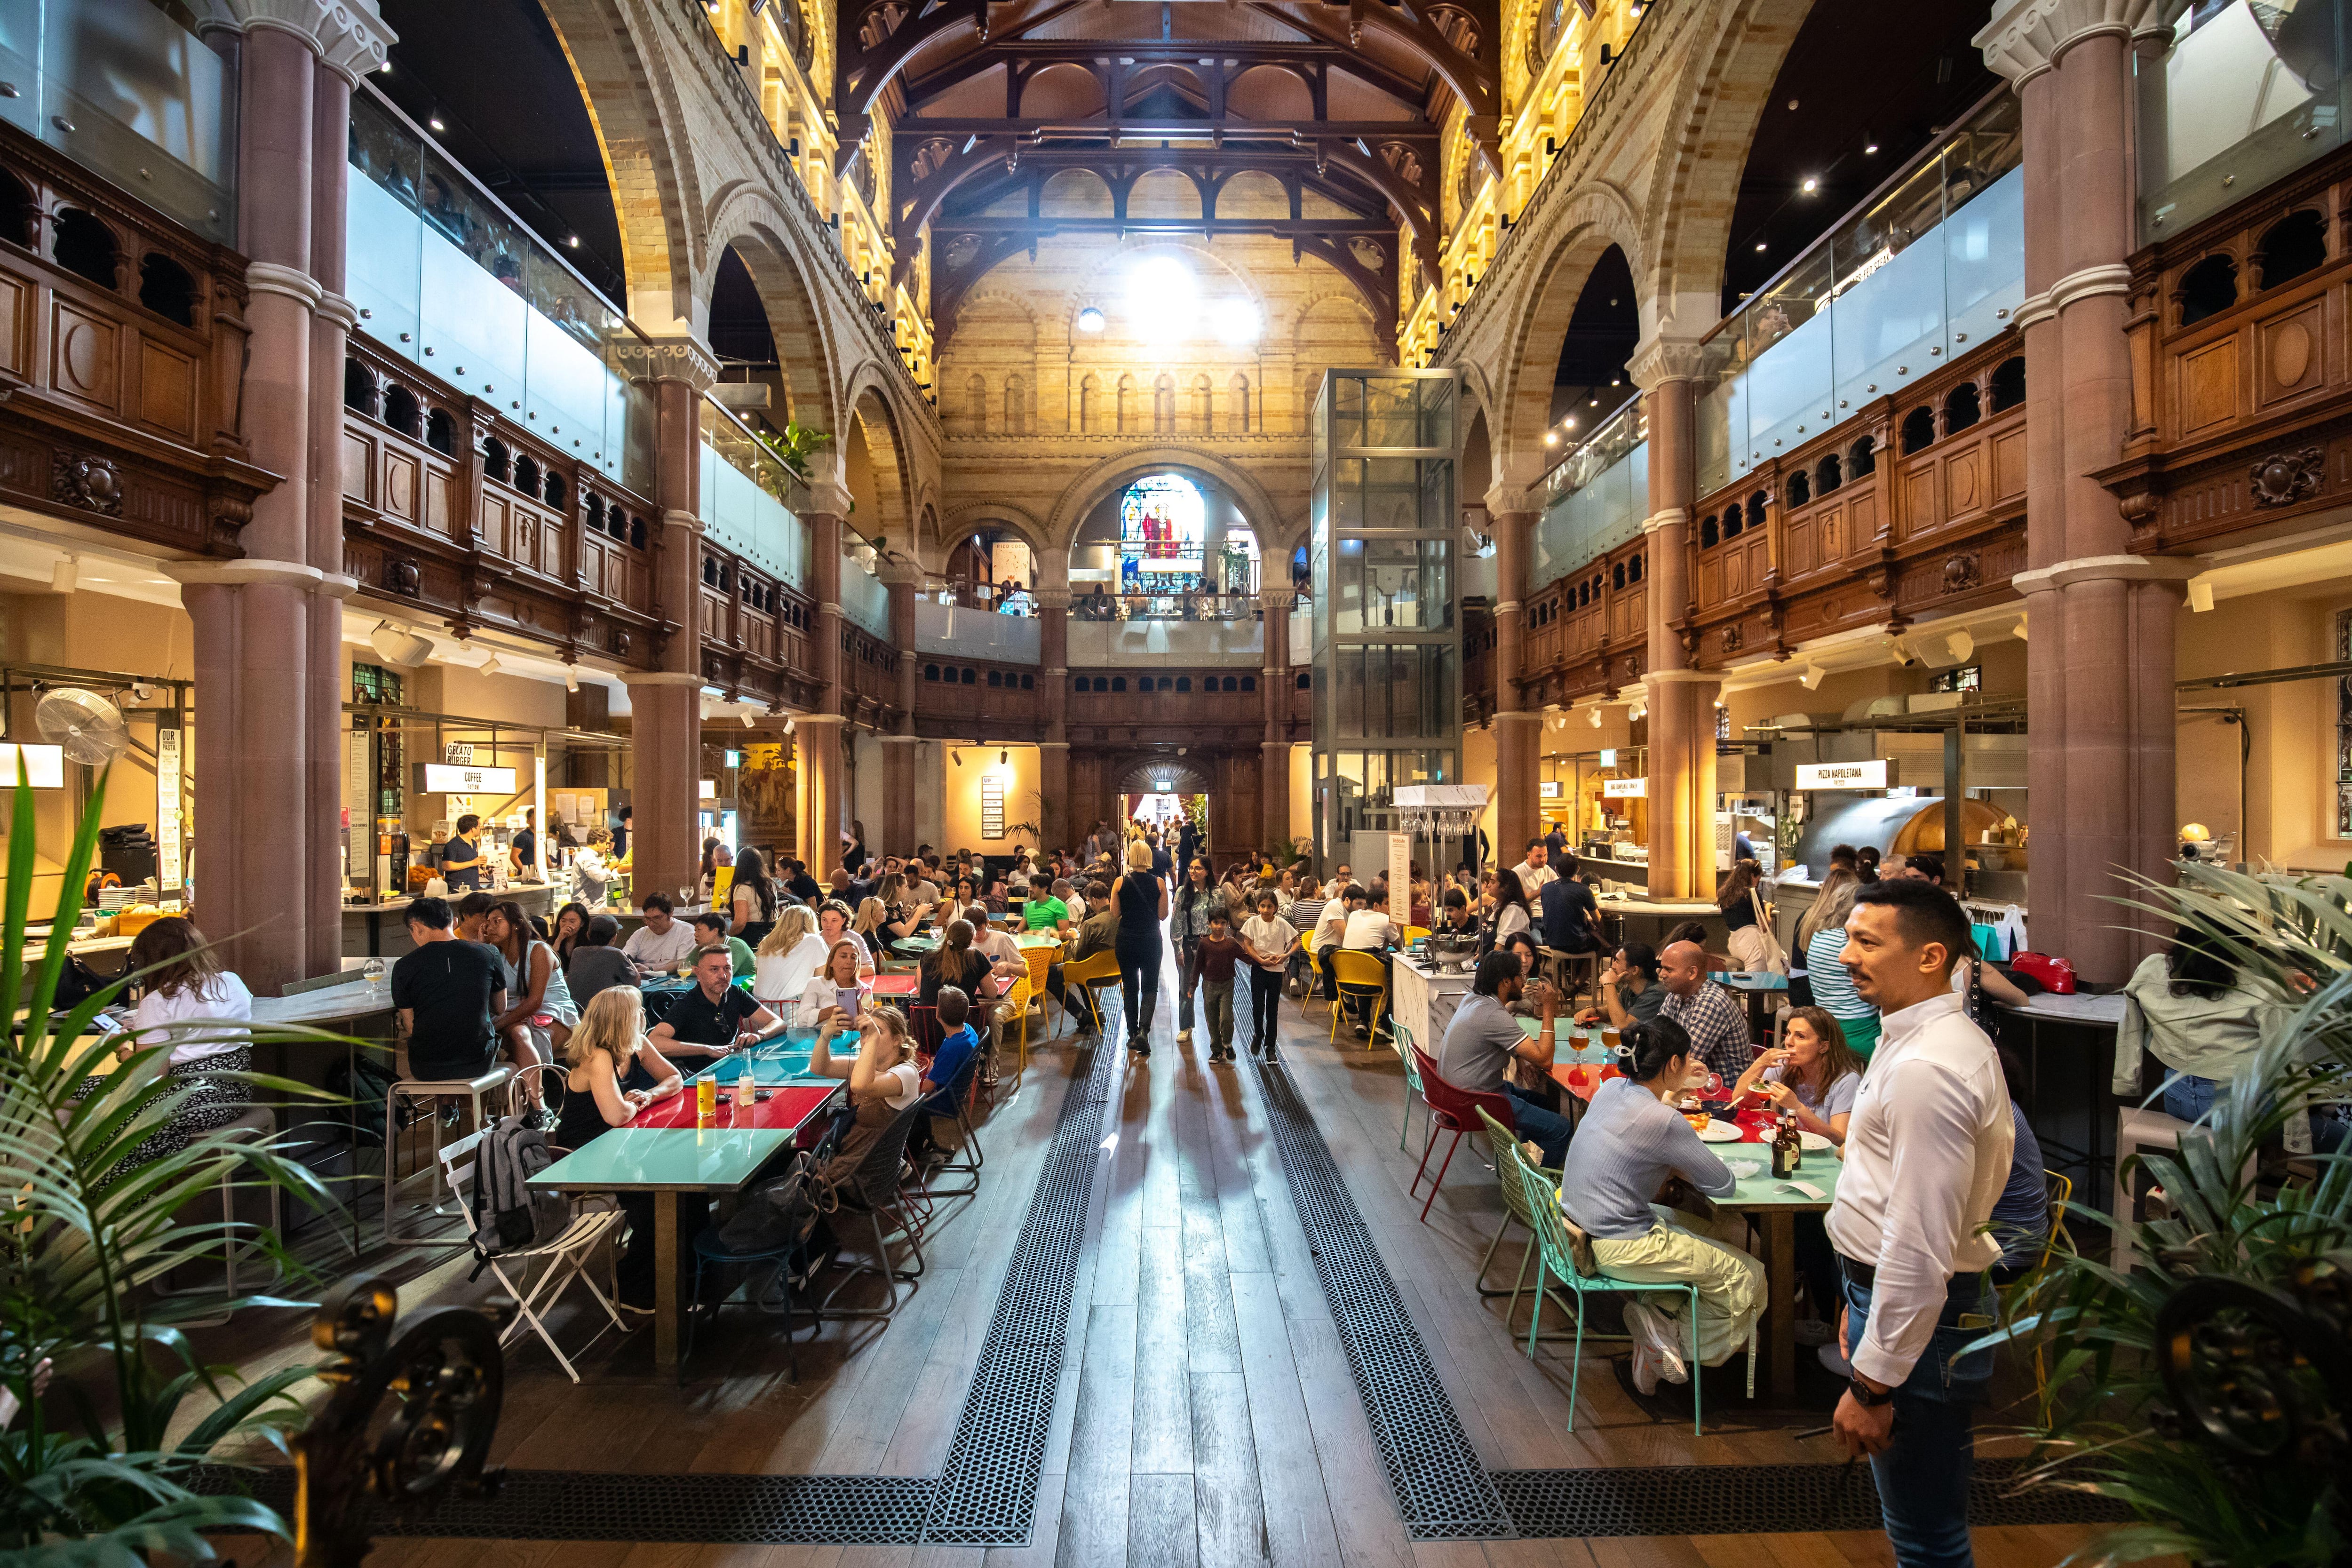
[{"x1": 838, "y1": 0, "x2": 1503, "y2": 338}]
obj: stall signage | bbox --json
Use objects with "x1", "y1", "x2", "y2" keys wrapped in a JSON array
[
  {"x1": 1539, "y1": 780, "x2": 1561, "y2": 798},
  {"x1": 1599, "y1": 748, "x2": 1618, "y2": 768},
  {"x1": 443, "y1": 742, "x2": 475, "y2": 765},
  {"x1": 1795, "y1": 760, "x2": 1890, "y2": 790},
  {"x1": 0, "y1": 743, "x2": 64, "y2": 789},
  {"x1": 421, "y1": 763, "x2": 517, "y2": 794},
  {"x1": 1602, "y1": 776, "x2": 1647, "y2": 799},
  {"x1": 699, "y1": 779, "x2": 717, "y2": 799},
  {"x1": 980, "y1": 779, "x2": 1006, "y2": 840}
]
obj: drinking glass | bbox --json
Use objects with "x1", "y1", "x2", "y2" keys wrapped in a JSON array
[{"x1": 362, "y1": 958, "x2": 386, "y2": 987}]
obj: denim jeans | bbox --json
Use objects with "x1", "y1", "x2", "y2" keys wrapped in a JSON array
[
  {"x1": 1176, "y1": 940, "x2": 1205, "y2": 1031},
  {"x1": 2161, "y1": 1070, "x2": 2350, "y2": 1151},
  {"x1": 1504, "y1": 1083, "x2": 1572, "y2": 1167},
  {"x1": 1840, "y1": 1270, "x2": 1996, "y2": 1568},
  {"x1": 1202, "y1": 979, "x2": 1235, "y2": 1050}
]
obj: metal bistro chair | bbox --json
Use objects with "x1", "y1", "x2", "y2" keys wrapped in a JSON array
[
  {"x1": 1543, "y1": 947, "x2": 1602, "y2": 1011},
  {"x1": 153, "y1": 1106, "x2": 285, "y2": 1319},
  {"x1": 383, "y1": 1059, "x2": 514, "y2": 1249},
  {"x1": 1392, "y1": 1022, "x2": 1427, "y2": 1151},
  {"x1": 435, "y1": 1129, "x2": 628, "y2": 1383},
  {"x1": 1510, "y1": 1152, "x2": 1752, "y2": 1435},
  {"x1": 1472, "y1": 1105, "x2": 1565, "y2": 1332},
  {"x1": 817, "y1": 1100, "x2": 929, "y2": 1319},
  {"x1": 1407, "y1": 1043, "x2": 1514, "y2": 1224},
  {"x1": 914, "y1": 1044, "x2": 988, "y2": 1200},
  {"x1": 1328, "y1": 949, "x2": 1390, "y2": 1048},
  {"x1": 1059, "y1": 949, "x2": 1124, "y2": 1037}
]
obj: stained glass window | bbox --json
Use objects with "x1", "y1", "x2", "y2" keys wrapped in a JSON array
[{"x1": 1118, "y1": 474, "x2": 1206, "y2": 603}]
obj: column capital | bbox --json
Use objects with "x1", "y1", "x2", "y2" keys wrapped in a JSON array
[
  {"x1": 1974, "y1": 0, "x2": 2181, "y2": 87},
  {"x1": 615, "y1": 333, "x2": 721, "y2": 393},
  {"x1": 246, "y1": 261, "x2": 323, "y2": 309},
  {"x1": 878, "y1": 557, "x2": 923, "y2": 588},
  {"x1": 2011, "y1": 553, "x2": 2200, "y2": 593},
  {"x1": 802, "y1": 451, "x2": 854, "y2": 518},
  {"x1": 1033, "y1": 587, "x2": 1072, "y2": 611},
  {"x1": 1257, "y1": 587, "x2": 1296, "y2": 615},
  {"x1": 166, "y1": 557, "x2": 328, "y2": 589},
  {"x1": 661, "y1": 507, "x2": 702, "y2": 533},
  {"x1": 205, "y1": 0, "x2": 396, "y2": 84},
  {"x1": 1641, "y1": 506, "x2": 1691, "y2": 535},
  {"x1": 1626, "y1": 334, "x2": 1712, "y2": 390},
  {"x1": 315, "y1": 291, "x2": 359, "y2": 332},
  {"x1": 1482, "y1": 485, "x2": 1542, "y2": 517}
]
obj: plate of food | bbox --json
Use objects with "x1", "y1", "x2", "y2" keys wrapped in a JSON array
[
  {"x1": 1694, "y1": 1120, "x2": 1746, "y2": 1143},
  {"x1": 1798, "y1": 1130, "x2": 1834, "y2": 1152}
]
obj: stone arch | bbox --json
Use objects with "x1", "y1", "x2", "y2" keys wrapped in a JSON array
[
  {"x1": 842, "y1": 375, "x2": 914, "y2": 543},
  {"x1": 1113, "y1": 756, "x2": 1214, "y2": 796},
  {"x1": 702, "y1": 195, "x2": 841, "y2": 431},
  {"x1": 1491, "y1": 180, "x2": 1647, "y2": 474},
  {"x1": 1642, "y1": 0, "x2": 1813, "y2": 320},
  {"x1": 1044, "y1": 446, "x2": 1289, "y2": 554},
  {"x1": 942, "y1": 498, "x2": 1050, "y2": 557},
  {"x1": 540, "y1": 0, "x2": 705, "y2": 329}
]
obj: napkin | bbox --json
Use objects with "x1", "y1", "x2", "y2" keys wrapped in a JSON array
[{"x1": 1779, "y1": 1180, "x2": 1827, "y2": 1200}]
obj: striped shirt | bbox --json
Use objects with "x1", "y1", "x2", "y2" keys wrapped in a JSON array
[
  {"x1": 1806, "y1": 927, "x2": 1875, "y2": 1024},
  {"x1": 1557, "y1": 1076, "x2": 1737, "y2": 1239}
]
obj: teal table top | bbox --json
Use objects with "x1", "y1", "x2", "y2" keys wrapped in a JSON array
[
  {"x1": 1714, "y1": 1150, "x2": 1842, "y2": 1210},
  {"x1": 1518, "y1": 1018, "x2": 1615, "y2": 1062},
  {"x1": 529, "y1": 1125, "x2": 801, "y2": 1192}
]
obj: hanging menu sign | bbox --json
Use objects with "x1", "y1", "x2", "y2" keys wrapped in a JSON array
[
  {"x1": 1794, "y1": 760, "x2": 1890, "y2": 790},
  {"x1": 1601, "y1": 777, "x2": 1647, "y2": 799},
  {"x1": 980, "y1": 779, "x2": 1006, "y2": 840},
  {"x1": 156, "y1": 725, "x2": 184, "y2": 892},
  {"x1": 419, "y1": 763, "x2": 519, "y2": 794}
]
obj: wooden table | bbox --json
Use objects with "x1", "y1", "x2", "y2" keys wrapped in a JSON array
[
  {"x1": 531, "y1": 1069, "x2": 841, "y2": 1374},
  {"x1": 1710, "y1": 1109, "x2": 1843, "y2": 1401}
]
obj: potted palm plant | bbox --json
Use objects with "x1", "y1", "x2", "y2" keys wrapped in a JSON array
[
  {"x1": 1, "y1": 769, "x2": 343, "y2": 1564},
  {"x1": 1981, "y1": 864, "x2": 2352, "y2": 1566}
]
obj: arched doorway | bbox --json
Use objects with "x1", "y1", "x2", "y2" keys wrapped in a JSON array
[{"x1": 1113, "y1": 758, "x2": 1212, "y2": 848}]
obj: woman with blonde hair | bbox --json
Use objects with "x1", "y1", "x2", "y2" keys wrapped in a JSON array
[
  {"x1": 551, "y1": 984, "x2": 685, "y2": 1310},
  {"x1": 754, "y1": 904, "x2": 824, "y2": 1011},
  {"x1": 1794, "y1": 864, "x2": 1877, "y2": 1055},
  {"x1": 806, "y1": 1000, "x2": 928, "y2": 1186},
  {"x1": 1112, "y1": 835, "x2": 1171, "y2": 1056},
  {"x1": 796, "y1": 938, "x2": 870, "y2": 1029},
  {"x1": 850, "y1": 896, "x2": 889, "y2": 945}
]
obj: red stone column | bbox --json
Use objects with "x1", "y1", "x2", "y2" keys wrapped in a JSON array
[
  {"x1": 881, "y1": 562, "x2": 920, "y2": 853},
  {"x1": 1631, "y1": 346, "x2": 1719, "y2": 901},
  {"x1": 307, "y1": 56, "x2": 357, "y2": 978},
  {"x1": 1037, "y1": 547, "x2": 1071, "y2": 853},
  {"x1": 799, "y1": 454, "x2": 852, "y2": 873},
  {"x1": 619, "y1": 336, "x2": 718, "y2": 905},
  {"x1": 1980, "y1": 0, "x2": 2190, "y2": 981},
  {"x1": 1261, "y1": 586, "x2": 1290, "y2": 855},
  {"x1": 1486, "y1": 489, "x2": 1540, "y2": 867}
]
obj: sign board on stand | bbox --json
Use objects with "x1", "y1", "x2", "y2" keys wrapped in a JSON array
[
  {"x1": 156, "y1": 726, "x2": 184, "y2": 892},
  {"x1": 1388, "y1": 832, "x2": 1411, "y2": 928}
]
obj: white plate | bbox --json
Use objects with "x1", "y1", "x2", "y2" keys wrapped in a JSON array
[
  {"x1": 1694, "y1": 1121, "x2": 1746, "y2": 1142},
  {"x1": 1799, "y1": 1130, "x2": 1834, "y2": 1152}
]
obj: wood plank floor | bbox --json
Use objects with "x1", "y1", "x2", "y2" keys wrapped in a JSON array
[{"x1": 200, "y1": 949, "x2": 2127, "y2": 1568}]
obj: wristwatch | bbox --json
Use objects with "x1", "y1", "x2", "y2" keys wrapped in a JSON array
[{"x1": 1847, "y1": 1377, "x2": 1894, "y2": 1408}]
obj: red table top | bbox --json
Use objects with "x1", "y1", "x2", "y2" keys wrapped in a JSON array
[
  {"x1": 1545, "y1": 1071, "x2": 1783, "y2": 1145},
  {"x1": 629, "y1": 1082, "x2": 837, "y2": 1131},
  {"x1": 870, "y1": 973, "x2": 919, "y2": 997}
]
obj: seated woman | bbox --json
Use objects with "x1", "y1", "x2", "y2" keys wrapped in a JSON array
[
  {"x1": 1556, "y1": 1017, "x2": 1765, "y2": 1394},
  {"x1": 485, "y1": 899, "x2": 575, "y2": 1070},
  {"x1": 816, "y1": 899, "x2": 876, "y2": 974},
  {"x1": 2116, "y1": 924, "x2": 2294, "y2": 1124},
  {"x1": 803, "y1": 1000, "x2": 929, "y2": 1188},
  {"x1": 754, "y1": 905, "x2": 825, "y2": 1013},
  {"x1": 551, "y1": 986, "x2": 685, "y2": 1310},
  {"x1": 1730, "y1": 1006, "x2": 1860, "y2": 1145},
  {"x1": 105, "y1": 917, "x2": 255, "y2": 1159},
  {"x1": 796, "y1": 939, "x2": 872, "y2": 1031},
  {"x1": 550, "y1": 900, "x2": 591, "y2": 966},
  {"x1": 919, "y1": 919, "x2": 1001, "y2": 1010}
]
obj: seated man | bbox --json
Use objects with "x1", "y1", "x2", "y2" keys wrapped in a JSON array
[
  {"x1": 1339, "y1": 887, "x2": 1401, "y2": 1039},
  {"x1": 1538, "y1": 856, "x2": 1602, "y2": 955},
  {"x1": 691, "y1": 910, "x2": 757, "y2": 979},
  {"x1": 1436, "y1": 950, "x2": 1573, "y2": 1167},
  {"x1": 648, "y1": 944, "x2": 787, "y2": 1063},
  {"x1": 1312, "y1": 885, "x2": 1356, "y2": 1008},
  {"x1": 391, "y1": 895, "x2": 510, "y2": 1082},
  {"x1": 1049, "y1": 881, "x2": 1120, "y2": 1033},
  {"x1": 1656, "y1": 939, "x2": 1751, "y2": 1083},
  {"x1": 564, "y1": 914, "x2": 635, "y2": 1005},
  {"x1": 621, "y1": 892, "x2": 698, "y2": 975},
  {"x1": 913, "y1": 985, "x2": 987, "y2": 1158}
]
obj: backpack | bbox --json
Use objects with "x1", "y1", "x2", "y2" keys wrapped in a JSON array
[
  {"x1": 714, "y1": 1148, "x2": 825, "y2": 1257},
  {"x1": 468, "y1": 1115, "x2": 573, "y2": 1261}
]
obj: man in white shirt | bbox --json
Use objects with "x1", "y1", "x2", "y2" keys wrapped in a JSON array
[
  {"x1": 1826, "y1": 878, "x2": 2013, "y2": 1568},
  {"x1": 1511, "y1": 839, "x2": 1557, "y2": 895},
  {"x1": 621, "y1": 892, "x2": 699, "y2": 975},
  {"x1": 1334, "y1": 887, "x2": 1399, "y2": 1039}
]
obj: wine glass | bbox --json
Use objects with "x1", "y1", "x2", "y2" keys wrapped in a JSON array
[{"x1": 362, "y1": 958, "x2": 385, "y2": 987}]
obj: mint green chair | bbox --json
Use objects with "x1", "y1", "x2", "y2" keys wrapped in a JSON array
[
  {"x1": 1472, "y1": 1106, "x2": 1564, "y2": 1331},
  {"x1": 1393, "y1": 1023, "x2": 1425, "y2": 1150}
]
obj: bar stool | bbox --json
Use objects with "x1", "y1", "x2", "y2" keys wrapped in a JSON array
[
  {"x1": 384, "y1": 1061, "x2": 514, "y2": 1248},
  {"x1": 2110, "y1": 1104, "x2": 2254, "y2": 1271},
  {"x1": 1543, "y1": 947, "x2": 1601, "y2": 1009},
  {"x1": 155, "y1": 1106, "x2": 284, "y2": 1318}
]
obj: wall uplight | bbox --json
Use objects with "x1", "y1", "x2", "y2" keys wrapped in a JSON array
[{"x1": 1076, "y1": 307, "x2": 1106, "y2": 333}]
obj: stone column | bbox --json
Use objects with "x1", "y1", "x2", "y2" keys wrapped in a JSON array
[
  {"x1": 881, "y1": 560, "x2": 921, "y2": 853},
  {"x1": 1261, "y1": 586, "x2": 1291, "y2": 854},
  {"x1": 1630, "y1": 337, "x2": 1719, "y2": 902},
  {"x1": 1980, "y1": 0, "x2": 2189, "y2": 982},
  {"x1": 620, "y1": 334, "x2": 719, "y2": 905},
  {"x1": 179, "y1": 1, "x2": 389, "y2": 991},
  {"x1": 1037, "y1": 544, "x2": 1072, "y2": 852},
  {"x1": 1486, "y1": 480, "x2": 1541, "y2": 868},
  {"x1": 800, "y1": 453, "x2": 853, "y2": 872}
]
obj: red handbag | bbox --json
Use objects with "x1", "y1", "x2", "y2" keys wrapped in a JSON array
[{"x1": 2008, "y1": 951, "x2": 2076, "y2": 995}]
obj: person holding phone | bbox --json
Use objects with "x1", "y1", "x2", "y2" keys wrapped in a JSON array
[{"x1": 795, "y1": 938, "x2": 871, "y2": 1030}]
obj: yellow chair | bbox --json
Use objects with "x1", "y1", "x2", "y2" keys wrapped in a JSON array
[
  {"x1": 2026, "y1": 1170, "x2": 2075, "y2": 1399},
  {"x1": 1403, "y1": 925, "x2": 1432, "y2": 945},
  {"x1": 1021, "y1": 939, "x2": 1056, "y2": 1045},
  {"x1": 1329, "y1": 949, "x2": 1390, "y2": 1047},
  {"x1": 1058, "y1": 949, "x2": 1124, "y2": 1037},
  {"x1": 996, "y1": 972, "x2": 1033, "y2": 1086}
]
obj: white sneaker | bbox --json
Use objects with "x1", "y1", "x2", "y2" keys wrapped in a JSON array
[
  {"x1": 1817, "y1": 1340, "x2": 1853, "y2": 1378},
  {"x1": 1623, "y1": 1301, "x2": 1689, "y2": 1389},
  {"x1": 1177, "y1": 1028, "x2": 1193, "y2": 1044},
  {"x1": 1629, "y1": 1334, "x2": 1663, "y2": 1395}
]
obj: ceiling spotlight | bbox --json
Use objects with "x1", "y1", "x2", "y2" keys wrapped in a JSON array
[
  {"x1": 1798, "y1": 664, "x2": 1826, "y2": 690},
  {"x1": 1544, "y1": 431, "x2": 1559, "y2": 446},
  {"x1": 565, "y1": 235, "x2": 580, "y2": 248},
  {"x1": 477, "y1": 654, "x2": 501, "y2": 677},
  {"x1": 564, "y1": 667, "x2": 580, "y2": 693},
  {"x1": 742, "y1": 712, "x2": 755, "y2": 728},
  {"x1": 999, "y1": 749, "x2": 1009, "y2": 766},
  {"x1": 1589, "y1": 705, "x2": 1603, "y2": 728},
  {"x1": 1565, "y1": 417, "x2": 1577, "y2": 429},
  {"x1": 428, "y1": 115, "x2": 445, "y2": 132},
  {"x1": 784, "y1": 716, "x2": 795, "y2": 733},
  {"x1": 50, "y1": 555, "x2": 76, "y2": 594},
  {"x1": 1864, "y1": 140, "x2": 1880, "y2": 155},
  {"x1": 1755, "y1": 240, "x2": 1769, "y2": 253},
  {"x1": 1611, "y1": 377, "x2": 1622, "y2": 387},
  {"x1": 378, "y1": 59, "x2": 392, "y2": 74},
  {"x1": 1800, "y1": 176, "x2": 1820, "y2": 194},
  {"x1": 952, "y1": 748, "x2": 963, "y2": 767},
  {"x1": 1076, "y1": 306, "x2": 1106, "y2": 333}
]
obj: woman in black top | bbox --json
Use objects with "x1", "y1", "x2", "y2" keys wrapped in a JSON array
[
  {"x1": 731, "y1": 845, "x2": 780, "y2": 946},
  {"x1": 918, "y1": 918, "x2": 1000, "y2": 1010},
  {"x1": 1112, "y1": 839, "x2": 1171, "y2": 1057},
  {"x1": 553, "y1": 986, "x2": 685, "y2": 1309}
]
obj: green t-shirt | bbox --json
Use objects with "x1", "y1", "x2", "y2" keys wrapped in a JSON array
[
  {"x1": 724, "y1": 935, "x2": 756, "y2": 979},
  {"x1": 1023, "y1": 897, "x2": 1068, "y2": 931}
]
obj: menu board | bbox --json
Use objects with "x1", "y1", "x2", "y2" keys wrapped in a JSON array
[
  {"x1": 156, "y1": 725, "x2": 184, "y2": 892},
  {"x1": 981, "y1": 779, "x2": 1005, "y2": 840}
]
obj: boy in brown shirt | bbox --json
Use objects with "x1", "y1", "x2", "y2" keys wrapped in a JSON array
[{"x1": 1195, "y1": 908, "x2": 1246, "y2": 1064}]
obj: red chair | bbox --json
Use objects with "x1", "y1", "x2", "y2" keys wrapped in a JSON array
[{"x1": 1408, "y1": 1044, "x2": 1516, "y2": 1224}]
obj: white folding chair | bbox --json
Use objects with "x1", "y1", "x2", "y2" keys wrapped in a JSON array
[{"x1": 437, "y1": 1129, "x2": 629, "y2": 1382}]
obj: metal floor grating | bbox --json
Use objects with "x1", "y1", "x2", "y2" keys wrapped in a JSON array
[
  {"x1": 1249, "y1": 1055, "x2": 2136, "y2": 1542},
  {"x1": 200, "y1": 1039, "x2": 1122, "y2": 1546}
]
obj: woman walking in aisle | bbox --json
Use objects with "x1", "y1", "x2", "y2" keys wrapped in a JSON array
[
  {"x1": 1113, "y1": 837, "x2": 1170, "y2": 1058},
  {"x1": 1171, "y1": 856, "x2": 1225, "y2": 1049}
]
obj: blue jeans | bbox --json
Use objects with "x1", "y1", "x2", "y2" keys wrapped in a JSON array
[
  {"x1": 2162, "y1": 1071, "x2": 2351, "y2": 1151},
  {"x1": 1841, "y1": 1270, "x2": 1995, "y2": 1568},
  {"x1": 1505, "y1": 1083, "x2": 1572, "y2": 1167}
]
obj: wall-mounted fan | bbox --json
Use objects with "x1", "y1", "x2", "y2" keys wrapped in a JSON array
[{"x1": 36, "y1": 687, "x2": 132, "y2": 766}]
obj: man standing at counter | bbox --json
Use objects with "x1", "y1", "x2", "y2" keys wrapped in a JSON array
[
  {"x1": 509, "y1": 809, "x2": 537, "y2": 881},
  {"x1": 442, "y1": 814, "x2": 485, "y2": 893},
  {"x1": 612, "y1": 805, "x2": 632, "y2": 861}
]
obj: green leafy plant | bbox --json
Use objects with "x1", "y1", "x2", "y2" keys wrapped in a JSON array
[
  {"x1": 751, "y1": 420, "x2": 832, "y2": 483},
  {"x1": 1978, "y1": 865, "x2": 2352, "y2": 1566},
  {"x1": 0, "y1": 768, "x2": 344, "y2": 1563}
]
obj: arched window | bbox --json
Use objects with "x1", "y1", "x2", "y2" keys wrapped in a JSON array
[
  {"x1": 1849, "y1": 432, "x2": 1876, "y2": 477},
  {"x1": 1111, "y1": 676, "x2": 1128, "y2": 692},
  {"x1": 344, "y1": 357, "x2": 379, "y2": 417},
  {"x1": 544, "y1": 471, "x2": 566, "y2": 509},
  {"x1": 1612, "y1": 562, "x2": 1627, "y2": 590},
  {"x1": 1944, "y1": 382, "x2": 1981, "y2": 434},
  {"x1": 52, "y1": 208, "x2": 118, "y2": 291},
  {"x1": 1240, "y1": 675, "x2": 1256, "y2": 692},
  {"x1": 961, "y1": 667, "x2": 977, "y2": 685},
  {"x1": 1175, "y1": 676, "x2": 1192, "y2": 692},
  {"x1": 514, "y1": 454, "x2": 541, "y2": 494},
  {"x1": 0, "y1": 171, "x2": 32, "y2": 248},
  {"x1": 967, "y1": 372, "x2": 989, "y2": 434},
  {"x1": 1787, "y1": 470, "x2": 1811, "y2": 506},
  {"x1": 1989, "y1": 356, "x2": 2026, "y2": 414},
  {"x1": 1153, "y1": 374, "x2": 1177, "y2": 436},
  {"x1": 1295, "y1": 670, "x2": 1310, "y2": 689},
  {"x1": 1723, "y1": 508, "x2": 1744, "y2": 541},
  {"x1": 382, "y1": 384, "x2": 420, "y2": 436},
  {"x1": 1191, "y1": 374, "x2": 1212, "y2": 435},
  {"x1": 481, "y1": 438, "x2": 512, "y2": 483},
  {"x1": 2257, "y1": 209, "x2": 2328, "y2": 290},
  {"x1": 1816, "y1": 453, "x2": 1843, "y2": 493},
  {"x1": 2178, "y1": 254, "x2": 2239, "y2": 326},
  {"x1": 1004, "y1": 374, "x2": 1026, "y2": 436},
  {"x1": 987, "y1": 669, "x2": 1002, "y2": 687},
  {"x1": 1021, "y1": 673, "x2": 1034, "y2": 689},
  {"x1": 424, "y1": 405, "x2": 452, "y2": 451},
  {"x1": 584, "y1": 493, "x2": 606, "y2": 536},
  {"x1": 1229, "y1": 375, "x2": 1251, "y2": 433},
  {"x1": 629, "y1": 516, "x2": 647, "y2": 549},
  {"x1": 1699, "y1": 515, "x2": 1719, "y2": 549},
  {"x1": 137, "y1": 253, "x2": 195, "y2": 325},
  {"x1": 1117, "y1": 374, "x2": 1137, "y2": 433},
  {"x1": 1629, "y1": 553, "x2": 1645, "y2": 583},
  {"x1": 1080, "y1": 374, "x2": 1101, "y2": 434},
  {"x1": 1900, "y1": 407, "x2": 1936, "y2": 454}
]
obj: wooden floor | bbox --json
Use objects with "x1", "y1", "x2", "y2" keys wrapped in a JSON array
[{"x1": 203, "y1": 950, "x2": 2122, "y2": 1568}]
